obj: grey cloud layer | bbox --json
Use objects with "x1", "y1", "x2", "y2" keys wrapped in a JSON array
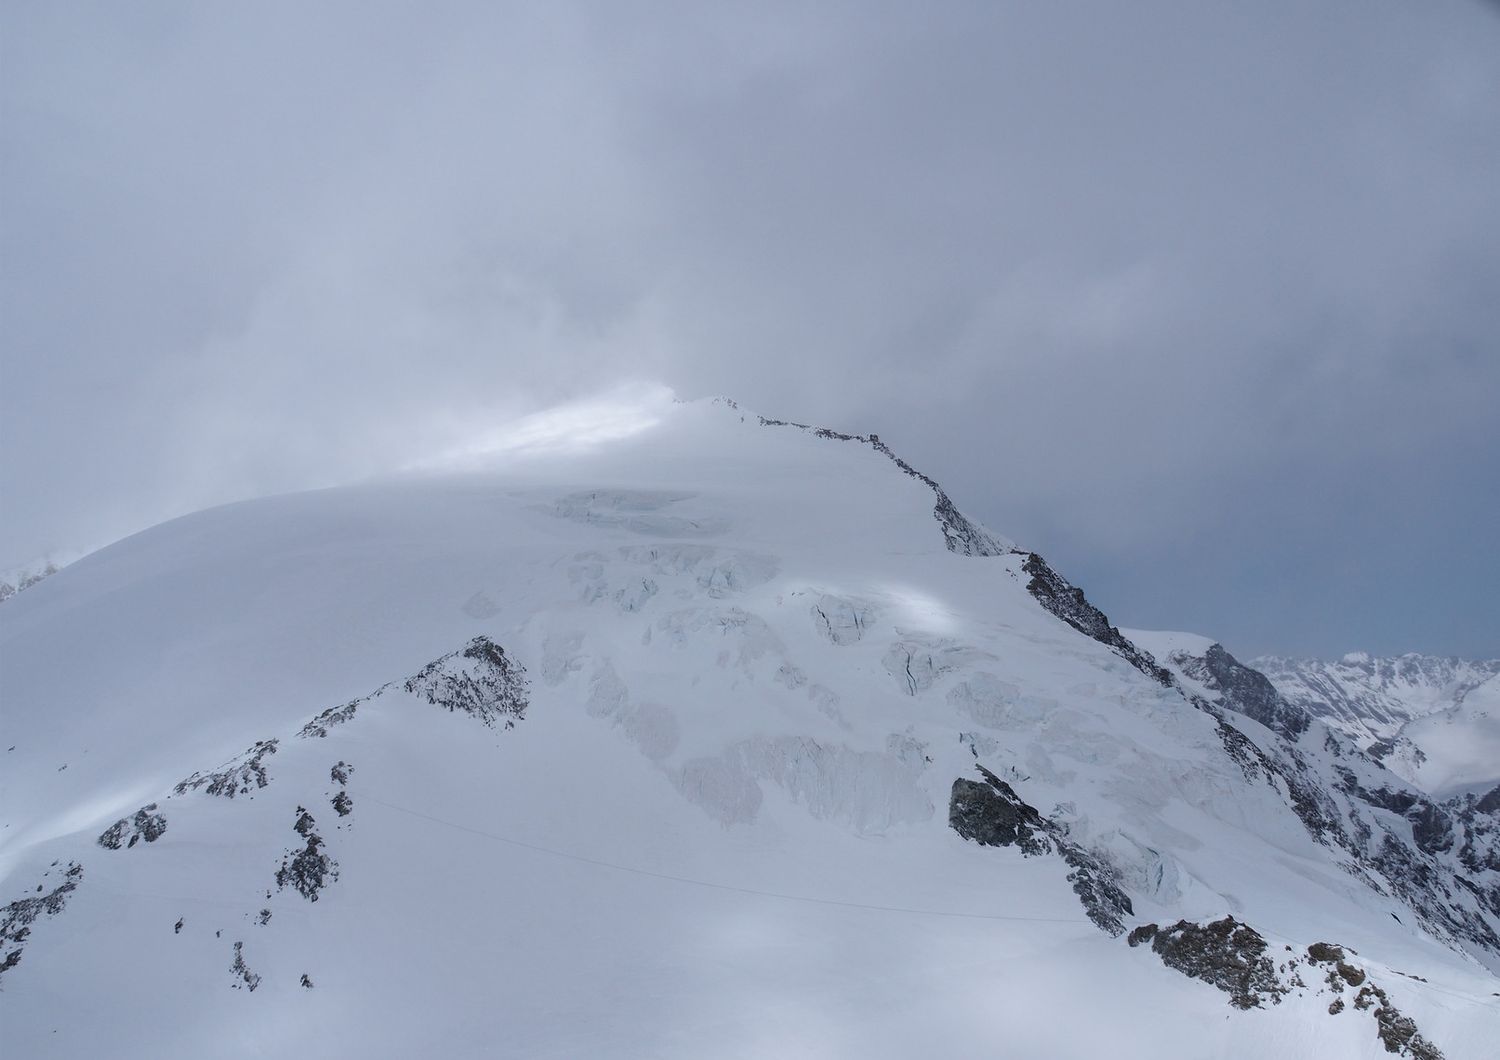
[{"x1": 3, "y1": 1, "x2": 1497, "y2": 656}]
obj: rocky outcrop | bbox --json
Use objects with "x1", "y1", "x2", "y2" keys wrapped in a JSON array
[
  {"x1": 404, "y1": 636, "x2": 528, "y2": 729},
  {"x1": 98, "y1": 804, "x2": 168, "y2": 849},
  {"x1": 1127, "y1": 917, "x2": 1286, "y2": 1009},
  {"x1": 275, "y1": 807, "x2": 338, "y2": 902},
  {"x1": 1, "y1": 862, "x2": 82, "y2": 982},
  {"x1": 1303, "y1": 943, "x2": 1443, "y2": 1059},
  {"x1": 950, "y1": 766, "x2": 1132, "y2": 935},
  {"x1": 1127, "y1": 923, "x2": 1446, "y2": 1055}
]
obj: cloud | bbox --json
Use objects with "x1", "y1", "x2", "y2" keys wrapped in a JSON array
[{"x1": 3, "y1": 1, "x2": 1498, "y2": 655}]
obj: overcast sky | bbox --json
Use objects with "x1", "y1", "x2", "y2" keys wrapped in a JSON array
[{"x1": 3, "y1": 1, "x2": 1497, "y2": 659}]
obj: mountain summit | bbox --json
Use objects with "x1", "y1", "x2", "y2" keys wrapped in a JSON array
[{"x1": 2, "y1": 398, "x2": 1494, "y2": 1058}]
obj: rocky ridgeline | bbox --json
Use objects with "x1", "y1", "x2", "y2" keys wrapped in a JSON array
[
  {"x1": 175, "y1": 739, "x2": 279, "y2": 798},
  {"x1": 754, "y1": 415, "x2": 1010, "y2": 558},
  {"x1": 1016, "y1": 553, "x2": 1173, "y2": 686},
  {"x1": 299, "y1": 701, "x2": 359, "y2": 739}
]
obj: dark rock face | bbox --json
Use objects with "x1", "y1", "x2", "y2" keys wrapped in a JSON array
[
  {"x1": 1127, "y1": 917, "x2": 1287, "y2": 1010},
  {"x1": 950, "y1": 775, "x2": 1053, "y2": 856},
  {"x1": 1018, "y1": 554, "x2": 1173, "y2": 686},
  {"x1": 950, "y1": 767, "x2": 1132, "y2": 936},
  {"x1": 1406, "y1": 801, "x2": 1456, "y2": 856},
  {"x1": 1330, "y1": 772, "x2": 1458, "y2": 857},
  {"x1": 1177, "y1": 644, "x2": 1310, "y2": 739},
  {"x1": 175, "y1": 739, "x2": 278, "y2": 798},
  {"x1": 275, "y1": 807, "x2": 338, "y2": 902},
  {"x1": 97, "y1": 804, "x2": 168, "y2": 849},
  {"x1": 405, "y1": 636, "x2": 528, "y2": 729},
  {"x1": 1306, "y1": 943, "x2": 1366, "y2": 991},
  {"x1": 1, "y1": 862, "x2": 82, "y2": 981}
]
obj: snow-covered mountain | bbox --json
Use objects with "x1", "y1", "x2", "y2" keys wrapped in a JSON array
[{"x1": 2, "y1": 398, "x2": 1496, "y2": 1059}]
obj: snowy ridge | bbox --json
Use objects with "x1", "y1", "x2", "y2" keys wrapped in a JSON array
[
  {"x1": 1, "y1": 397, "x2": 1495, "y2": 1058},
  {"x1": 749, "y1": 407, "x2": 1015, "y2": 557}
]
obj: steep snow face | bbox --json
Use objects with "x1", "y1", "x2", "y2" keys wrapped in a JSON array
[
  {"x1": 1254, "y1": 653, "x2": 1500, "y2": 752},
  {"x1": 2, "y1": 399, "x2": 1496, "y2": 1059}
]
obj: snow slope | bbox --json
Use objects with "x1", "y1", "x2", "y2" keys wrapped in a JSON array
[{"x1": 2, "y1": 398, "x2": 1495, "y2": 1059}]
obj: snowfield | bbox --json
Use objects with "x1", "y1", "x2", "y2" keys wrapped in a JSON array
[{"x1": 2, "y1": 398, "x2": 1496, "y2": 1058}]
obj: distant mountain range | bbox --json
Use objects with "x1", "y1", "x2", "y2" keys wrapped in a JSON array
[
  {"x1": 1252, "y1": 653, "x2": 1500, "y2": 798},
  {"x1": 1252, "y1": 653, "x2": 1499, "y2": 750}
]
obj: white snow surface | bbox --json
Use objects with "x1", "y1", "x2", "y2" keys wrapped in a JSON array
[{"x1": 2, "y1": 399, "x2": 1495, "y2": 1058}]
